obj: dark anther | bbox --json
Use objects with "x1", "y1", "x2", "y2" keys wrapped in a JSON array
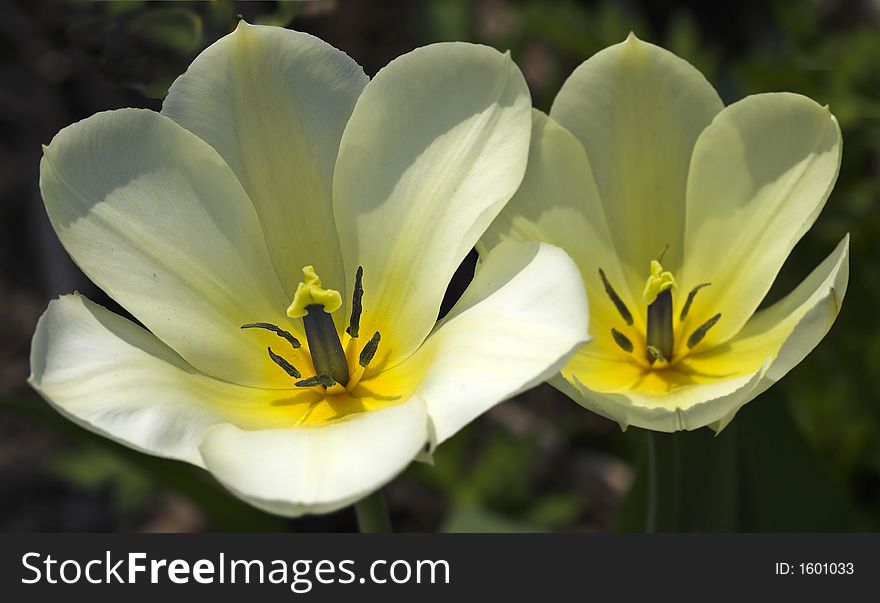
[
  {"x1": 267, "y1": 346, "x2": 301, "y2": 378},
  {"x1": 679, "y1": 283, "x2": 711, "y2": 321},
  {"x1": 658, "y1": 244, "x2": 670, "y2": 263},
  {"x1": 647, "y1": 345, "x2": 667, "y2": 364},
  {"x1": 295, "y1": 374, "x2": 337, "y2": 388},
  {"x1": 687, "y1": 313, "x2": 721, "y2": 349},
  {"x1": 241, "y1": 322, "x2": 301, "y2": 348},
  {"x1": 346, "y1": 266, "x2": 364, "y2": 338},
  {"x1": 359, "y1": 331, "x2": 381, "y2": 368},
  {"x1": 598, "y1": 268, "x2": 634, "y2": 325},
  {"x1": 611, "y1": 328, "x2": 634, "y2": 353}
]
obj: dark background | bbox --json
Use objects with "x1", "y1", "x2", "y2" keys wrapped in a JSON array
[{"x1": 1, "y1": 0, "x2": 878, "y2": 532}]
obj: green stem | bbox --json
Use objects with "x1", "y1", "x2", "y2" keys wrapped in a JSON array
[
  {"x1": 644, "y1": 431, "x2": 681, "y2": 532},
  {"x1": 645, "y1": 431, "x2": 657, "y2": 533},
  {"x1": 355, "y1": 490, "x2": 392, "y2": 533}
]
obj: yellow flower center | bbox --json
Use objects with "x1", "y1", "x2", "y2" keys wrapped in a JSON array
[
  {"x1": 600, "y1": 257, "x2": 720, "y2": 369},
  {"x1": 241, "y1": 265, "x2": 380, "y2": 396}
]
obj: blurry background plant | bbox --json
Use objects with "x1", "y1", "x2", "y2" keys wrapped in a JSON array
[{"x1": 1, "y1": 0, "x2": 877, "y2": 532}]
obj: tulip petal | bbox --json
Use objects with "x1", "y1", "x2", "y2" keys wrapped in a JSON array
[
  {"x1": 550, "y1": 33, "x2": 722, "y2": 299},
  {"x1": 198, "y1": 398, "x2": 430, "y2": 517},
  {"x1": 480, "y1": 109, "x2": 641, "y2": 331},
  {"x1": 29, "y1": 294, "x2": 304, "y2": 466},
  {"x1": 681, "y1": 93, "x2": 842, "y2": 345},
  {"x1": 40, "y1": 108, "x2": 296, "y2": 388},
  {"x1": 381, "y1": 240, "x2": 589, "y2": 446},
  {"x1": 556, "y1": 358, "x2": 764, "y2": 432},
  {"x1": 556, "y1": 236, "x2": 848, "y2": 432},
  {"x1": 163, "y1": 22, "x2": 368, "y2": 298},
  {"x1": 333, "y1": 42, "x2": 532, "y2": 368},
  {"x1": 694, "y1": 235, "x2": 849, "y2": 431}
]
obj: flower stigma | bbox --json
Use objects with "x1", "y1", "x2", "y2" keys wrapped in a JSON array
[{"x1": 241, "y1": 265, "x2": 381, "y2": 394}]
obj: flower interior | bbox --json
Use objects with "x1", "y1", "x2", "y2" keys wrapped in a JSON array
[
  {"x1": 240, "y1": 265, "x2": 401, "y2": 426},
  {"x1": 245, "y1": 266, "x2": 378, "y2": 391},
  {"x1": 591, "y1": 244, "x2": 742, "y2": 396},
  {"x1": 601, "y1": 254, "x2": 720, "y2": 368}
]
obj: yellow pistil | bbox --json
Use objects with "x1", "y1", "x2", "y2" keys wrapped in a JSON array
[
  {"x1": 287, "y1": 265, "x2": 342, "y2": 318},
  {"x1": 642, "y1": 260, "x2": 676, "y2": 305}
]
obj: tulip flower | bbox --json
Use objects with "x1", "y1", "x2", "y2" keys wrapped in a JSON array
[
  {"x1": 30, "y1": 23, "x2": 589, "y2": 516},
  {"x1": 481, "y1": 34, "x2": 847, "y2": 432}
]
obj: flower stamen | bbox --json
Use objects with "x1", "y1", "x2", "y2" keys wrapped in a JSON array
[
  {"x1": 611, "y1": 327, "x2": 634, "y2": 353},
  {"x1": 346, "y1": 266, "x2": 364, "y2": 338},
  {"x1": 687, "y1": 313, "x2": 722, "y2": 349},
  {"x1": 267, "y1": 346, "x2": 301, "y2": 378},
  {"x1": 646, "y1": 345, "x2": 668, "y2": 365},
  {"x1": 679, "y1": 283, "x2": 712, "y2": 321},
  {"x1": 295, "y1": 374, "x2": 336, "y2": 388},
  {"x1": 241, "y1": 322, "x2": 301, "y2": 349},
  {"x1": 243, "y1": 266, "x2": 384, "y2": 390},
  {"x1": 657, "y1": 243, "x2": 669, "y2": 263},
  {"x1": 359, "y1": 331, "x2": 382, "y2": 367},
  {"x1": 598, "y1": 268, "x2": 634, "y2": 325}
]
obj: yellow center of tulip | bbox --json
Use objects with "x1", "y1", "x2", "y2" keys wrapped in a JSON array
[
  {"x1": 601, "y1": 257, "x2": 720, "y2": 370},
  {"x1": 241, "y1": 265, "x2": 381, "y2": 396}
]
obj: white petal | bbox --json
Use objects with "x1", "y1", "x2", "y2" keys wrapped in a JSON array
[
  {"x1": 29, "y1": 294, "x2": 294, "y2": 466},
  {"x1": 333, "y1": 42, "x2": 532, "y2": 367},
  {"x1": 681, "y1": 93, "x2": 842, "y2": 344},
  {"x1": 384, "y1": 241, "x2": 589, "y2": 445},
  {"x1": 163, "y1": 22, "x2": 368, "y2": 297},
  {"x1": 480, "y1": 109, "x2": 641, "y2": 330},
  {"x1": 198, "y1": 398, "x2": 430, "y2": 517},
  {"x1": 550, "y1": 33, "x2": 722, "y2": 298},
  {"x1": 40, "y1": 108, "x2": 294, "y2": 388},
  {"x1": 705, "y1": 235, "x2": 849, "y2": 431},
  {"x1": 557, "y1": 369, "x2": 764, "y2": 433}
]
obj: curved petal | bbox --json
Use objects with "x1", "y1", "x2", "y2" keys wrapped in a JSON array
[
  {"x1": 381, "y1": 240, "x2": 589, "y2": 446},
  {"x1": 28, "y1": 294, "x2": 304, "y2": 466},
  {"x1": 162, "y1": 22, "x2": 368, "y2": 298},
  {"x1": 554, "y1": 236, "x2": 848, "y2": 432},
  {"x1": 333, "y1": 42, "x2": 532, "y2": 368},
  {"x1": 480, "y1": 109, "x2": 642, "y2": 335},
  {"x1": 550, "y1": 33, "x2": 723, "y2": 300},
  {"x1": 40, "y1": 108, "x2": 296, "y2": 388},
  {"x1": 694, "y1": 234, "x2": 849, "y2": 431},
  {"x1": 198, "y1": 398, "x2": 429, "y2": 517},
  {"x1": 555, "y1": 359, "x2": 764, "y2": 432},
  {"x1": 681, "y1": 93, "x2": 842, "y2": 345}
]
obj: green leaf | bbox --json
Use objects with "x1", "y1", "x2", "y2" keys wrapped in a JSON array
[{"x1": 616, "y1": 393, "x2": 858, "y2": 532}]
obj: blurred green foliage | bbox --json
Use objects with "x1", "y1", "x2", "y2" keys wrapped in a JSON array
[
  {"x1": 2, "y1": 394, "x2": 286, "y2": 531},
  {"x1": 7, "y1": 0, "x2": 879, "y2": 532},
  {"x1": 58, "y1": 0, "x2": 316, "y2": 98}
]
